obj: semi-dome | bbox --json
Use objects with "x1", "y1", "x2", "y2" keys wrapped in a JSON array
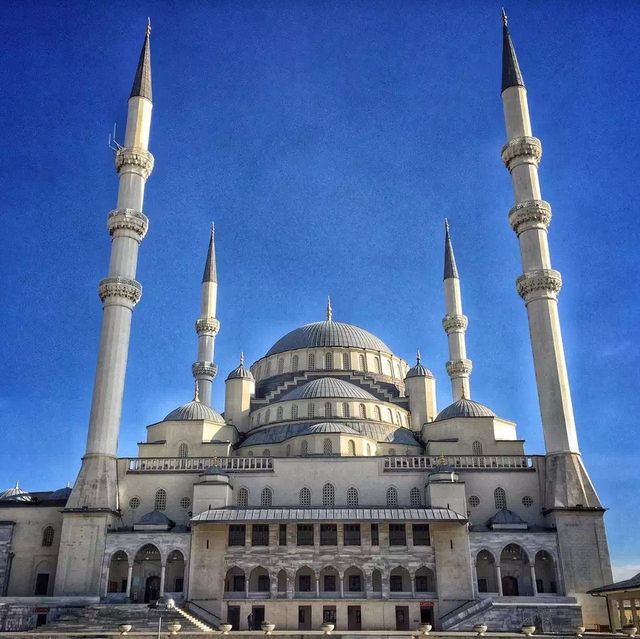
[
  {"x1": 434, "y1": 398, "x2": 495, "y2": 422},
  {"x1": 281, "y1": 377, "x2": 376, "y2": 402},
  {"x1": 265, "y1": 320, "x2": 392, "y2": 357},
  {"x1": 164, "y1": 400, "x2": 225, "y2": 423},
  {"x1": 0, "y1": 482, "x2": 32, "y2": 502}
]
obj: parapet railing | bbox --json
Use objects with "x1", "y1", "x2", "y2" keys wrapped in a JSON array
[
  {"x1": 383, "y1": 455, "x2": 534, "y2": 471},
  {"x1": 127, "y1": 457, "x2": 274, "y2": 473}
]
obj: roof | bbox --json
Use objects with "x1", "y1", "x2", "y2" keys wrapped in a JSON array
[
  {"x1": 589, "y1": 572, "x2": 640, "y2": 595},
  {"x1": 434, "y1": 398, "x2": 495, "y2": 422},
  {"x1": 281, "y1": 377, "x2": 376, "y2": 401},
  {"x1": 444, "y1": 220, "x2": 459, "y2": 280},
  {"x1": 0, "y1": 482, "x2": 31, "y2": 502},
  {"x1": 202, "y1": 224, "x2": 217, "y2": 283},
  {"x1": 164, "y1": 400, "x2": 225, "y2": 423},
  {"x1": 138, "y1": 511, "x2": 174, "y2": 526},
  {"x1": 501, "y1": 11, "x2": 525, "y2": 93},
  {"x1": 406, "y1": 351, "x2": 433, "y2": 379},
  {"x1": 488, "y1": 509, "x2": 526, "y2": 526},
  {"x1": 265, "y1": 320, "x2": 392, "y2": 357},
  {"x1": 240, "y1": 421, "x2": 419, "y2": 447},
  {"x1": 193, "y1": 506, "x2": 466, "y2": 523},
  {"x1": 130, "y1": 23, "x2": 152, "y2": 101}
]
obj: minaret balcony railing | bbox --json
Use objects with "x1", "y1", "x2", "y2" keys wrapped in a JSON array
[
  {"x1": 127, "y1": 456, "x2": 274, "y2": 473},
  {"x1": 383, "y1": 455, "x2": 533, "y2": 471}
]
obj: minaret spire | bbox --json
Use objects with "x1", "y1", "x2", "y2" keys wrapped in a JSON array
[
  {"x1": 193, "y1": 225, "x2": 220, "y2": 407},
  {"x1": 130, "y1": 19, "x2": 152, "y2": 100},
  {"x1": 501, "y1": 8, "x2": 524, "y2": 93},
  {"x1": 442, "y1": 220, "x2": 472, "y2": 401}
]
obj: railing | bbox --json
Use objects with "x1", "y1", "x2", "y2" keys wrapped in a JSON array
[
  {"x1": 383, "y1": 455, "x2": 533, "y2": 471},
  {"x1": 127, "y1": 456, "x2": 273, "y2": 473}
]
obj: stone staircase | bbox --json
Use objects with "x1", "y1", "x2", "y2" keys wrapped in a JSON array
[{"x1": 32, "y1": 603, "x2": 213, "y2": 635}]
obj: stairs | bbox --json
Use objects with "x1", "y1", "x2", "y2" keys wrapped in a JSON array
[{"x1": 173, "y1": 605, "x2": 214, "y2": 632}]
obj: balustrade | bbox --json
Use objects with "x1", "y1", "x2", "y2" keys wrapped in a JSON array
[
  {"x1": 127, "y1": 456, "x2": 273, "y2": 473},
  {"x1": 383, "y1": 455, "x2": 533, "y2": 471}
]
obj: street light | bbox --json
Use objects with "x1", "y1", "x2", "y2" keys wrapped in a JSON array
[{"x1": 149, "y1": 596, "x2": 176, "y2": 639}]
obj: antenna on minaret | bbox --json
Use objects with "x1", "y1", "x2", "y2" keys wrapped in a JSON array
[
  {"x1": 326, "y1": 296, "x2": 333, "y2": 322},
  {"x1": 108, "y1": 123, "x2": 122, "y2": 151}
]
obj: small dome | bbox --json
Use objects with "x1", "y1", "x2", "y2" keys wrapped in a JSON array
[
  {"x1": 138, "y1": 511, "x2": 175, "y2": 526},
  {"x1": 0, "y1": 482, "x2": 32, "y2": 502},
  {"x1": 434, "y1": 398, "x2": 495, "y2": 422},
  {"x1": 405, "y1": 352, "x2": 433, "y2": 379},
  {"x1": 266, "y1": 320, "x2": 392, "y2": 357},
  {"x1": 226, "y1": 353, "x2": 254, "y2": 381},
  {"x1": 50, "y1": 486, "x2": 72, "y2": 500},
  {"x1": 488, "y1": 509, "x2": 526, "y2": 526},
  {"x1": 164, "y1": 400, "x2": 225, "y2": 423},
  {"x1": 281, "y1": 378, "x2": 376, "y2": 401}
]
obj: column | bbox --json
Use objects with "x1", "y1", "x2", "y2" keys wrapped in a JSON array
[
  {"x1": 529, "y1": 564, "x2": 538, "y2": 596},
  {"x1": 631, "y1": 599, "x2": 638, "y2": 628},
  {"x1": 159, "y1": 564, "x2": 166, "y2": 597},
  {"x1": 126, "y1": 564, "x2": 133, "y2": 599},
  {"x1": 270, "y1": 574, "x2": 277, "y2": 600},
  {"x1": 316, "y1": 575, "x2": 320, "y2": 597},
  {"x1": 618, "y1": 599, "x2": 626, "y2": 629},
  {"x1": 339, "y1": 573, "x2": 344, "y2": 599},
  {"x1": 496, "y1": 565, "x2": 503, "y2": 596},
  {"x1": 287, "y1": 574, "x2": 294, "y2": 599},
  {"x1": 411, "y1": 572, "x2": 416, "y2": 598},
  {"x1": 472, "y1": 562, "x2": 479, "y2": 597},
  {"x1": 245, "y1": 575, "x2": 250, "y2": 599}
]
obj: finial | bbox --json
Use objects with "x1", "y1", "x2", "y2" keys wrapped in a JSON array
[
  {"x1": 15, "y1": 480, "x2": 19, "y2": 489},
  {"x1": 437, "y1": 453, "x2": 446, "y2": 466},
  {"x1": 194, "y1": 380, "x2": 200, "y2": 402},
  {"x1": 240, "y1": 351, "x2": 245, "y2": 366},
  {"x1": 211, "y1": 221, "x2": 215, "y2": 238},
  {"x1": 416, "y1": 349, "x2": 421, "y2": 364},
  {"x1": 501, "y1": 7, "x2": 508, "y2": 28},
  {"x1": 326, "y1": 296, "x2": 333, "y2": 322},
  {"x1": 146, "y1": 17, "x2": 152, "y2": 37},
  {"x1": 444, "y1": 218, "x2": 450, "y2": 235}
]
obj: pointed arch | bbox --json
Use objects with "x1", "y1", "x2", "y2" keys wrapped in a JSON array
[
  {"x1": 299, "y1": 487, "x2": 311, "y2": 507},
  {"x1": 41, "y1": 526, "x2": 54, "y2": 547},
  {"x1": 323, "y1": 438, "x2": 333, "y2": 455},
  {"x1": 261, "y1": 487, "x2": 273, "y2": 507},
  {"x1": 322, "y1": 483, "x2": 335, "y2": 506},
  {"x1": 308, "y1": 353, "x2": 315, "y2": 370},
  {"x1": 343, "y1": 352, "x2": 350, "y2": 369},
  {"x1": 324, "y1": 352, "x2": 333, "y2": 370},
  {"x1": 494, "y1": 487, "x2": 507, "y2": 509},
  {"x1": 359, "y1": 403, "x2": 367, "y2": 419},
  {"x1": 386, "y1": 486, "x2": 398, "y2": 507},
  {"x1": 324, "y1": 402, "x2": 332, "y2": 417},
  {"x1": 346, "y1": 487, "x2": 359, "y2": 507},
  {"x1": 237, "y1": 487, "x2": 249, "y2": 507},
  {"x1": 348, "y1": 440, "x2": 356, "y2": 456},
  {"x1": 410, "y1": 486, "x2": 422, "y2": 507},
  {"x1": 292, "y1": 354, "x2": 299, "y2": 370},
  {"x1": 472, "y1": 440, "x2": 483, "y2": 455},
  {"x1": 177, "y1": 442, "x2": 189, "y2": 458},
  {"x1": 154, "y1": 488, "x2": 167, "y2": 511}
]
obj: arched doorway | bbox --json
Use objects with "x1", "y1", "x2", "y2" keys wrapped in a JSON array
[
  {"x1": 166, "y1": 550, "x2": 185, "y2": 595},
  {"x1": 476, "y1": 550, "x2": 498, "y2": 593},
  {"x1": 535, "y1": 550, "x2": 559, "y2": 594},
  {"x1": 145, "y1": 576, "x2": 161, "y2": 603},
  {"x1": 500, "y1": 543, "x2": 532, "y2": 596},
  {"x1": 131, "y1": 544, "x2": 162, "y2": 603},
  {"x1": 106, "y1": 550, "x2": 129, "y2": 595}
]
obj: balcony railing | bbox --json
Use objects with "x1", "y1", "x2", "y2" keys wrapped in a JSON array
[
  {"x1": 127, "y1": 456, "x2": 273, "y2": 473},
  {"x1": 383, "y1": 455, "x2": 533, "y2": 471}
]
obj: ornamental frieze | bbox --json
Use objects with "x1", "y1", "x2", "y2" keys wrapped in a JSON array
[
  {"x1": 446, "y1": 359, "x2": 473, "y2": 377},
  {"x1": 442, "y1": 314, "x2": 468, "y2": 333},
  {"x1": 195, "y1": 318, "x2": 221, "y2": 336},
  {"x1": 192, "y1": 361, "x2": 218, "y2": 378}
]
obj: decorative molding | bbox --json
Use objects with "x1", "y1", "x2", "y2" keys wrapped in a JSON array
[
  {"x1": 442, "y1": 314, "x2": 468, "y2": 334},
  {"x1": 508, "y1": 200, "x2": 552, "y2": 235},
  {"x1": 501, "y1": 136, "x2": 542, "y2": 172},
  {"x1": 107, "y1": 208, "x2": 149, "y2": 241},
  {"x1": 98, "y1": 277, "x2": 142, "y2": 307},
  {"x1": 115, "y1": 147, "x2": 155, "y2": 179},
  {"x1": 446, "y1": 359, "x2": 473, "y2": 378},
  {"x1": 195, "y1": 318, "x2": 220, "y2": 337},
  {"x1": 516, "y1": 269, "x2": 562, "y2": 303},
  {"x1": 192, "y1": 361, "x2": 218, "y2": 379}
]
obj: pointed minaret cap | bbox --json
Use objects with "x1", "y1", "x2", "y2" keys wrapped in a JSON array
[
  {"x1": 443, "y1": 219, "x2": 459, "y2": 280},
  {"x1": 326, "y1": 296, "x2": 333, "y2": 322},
  {"x1": 130, "y1": 18, "x2": 152, "y2": 101},
  {"x1": 501, "y1": 8, "x2": 525, "y2": 93},
  {"x1": 202, "y1": 223, "x2": 217, "y2": 283}
]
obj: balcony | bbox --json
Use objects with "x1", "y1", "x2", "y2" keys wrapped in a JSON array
[
  {"x1": 127, "y1": 456, "x2": 273, "y2": 473},
  {"x1": 383, "y1": 455, "x2": 533, "y2": 471}
]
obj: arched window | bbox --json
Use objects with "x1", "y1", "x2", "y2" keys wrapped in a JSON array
[
  {"x1": 472, "y1": 441, "x2": 483, "y2": 455},
  {"x1": 256, "y1": 364, "x2": 262, "y2": 379},
  {"x1": 265, "y1": 361, "x2": 272, "y2": 376},
  {"x1": 323, "y1": 438, "x2": 333, "y2": 455},
  {"x1": 286, "y1": 444, "x2": 291, "y2": 457},
  {"x1": 346, "y1": 487, "x2": 359, "y2": 507},
  {"x1": 375, "y1": 357, "x2": 382, "y2": 374},
  {"x1": 256, "y1": 413, "x2": 261, "y2": 425},
  {"x1": 299, "y1": 487, "x2": 311, "y2": 507},
  {"x1": 247, "y1": 451, "x2": 254, "y2": 457},
  {"x1": 178, "y1": 443, "x2": 188, "y2": 458},
  {"x1": 301, "y1": 440, "x2": 309, "y2": 456},
  {"x1": 359, "y1": 404, "x2": 367, "y2": 419},
  {"x1": 359, "y1": 354, "x2": 366, "y2": 371},
  {"x1": 385, "y1": 359, "x2": 392, "y2": 375},
  {"x1": 365, "y1": 443, "x2": 371, "y2": 456},
  {"x1": 395, "y1": 362, "x2": 401, "y2": 378},
  {"x1": 494, "y1": 487, "x2": 507, "y2": 510},
  {"x1": 308, "y1": 353, "x2": 315, "y2": 370},
  {"x1": 263, "y1": 449, "x2": 271, "y2": 456},
  {"x1": 325, "y1": 352, "x2": 333, "y2": 370},
  {"x1": 386, "y1": 487, "x2": 398, "y2": 507},
  {"x1": 261, "y1": 487, "x2": 273, "y2": 507},
  {"x1": 292, "y1": 355, "x2": 299, "y2": 370},
  {"x1": 154, "y1": 489, "x2": 167, "y2": 511},
  {"x1": 410, "y1": 487, "x2": 422, "y2": 507},
  {"x1": 342, "y1": 402, "x2": 350, "y2": 417},
  {"x1": 343, "y1": 353, "x2": 350, "y2": 370},
  {"x1": 387, "y1": 408, "x2": 393, "y2": 423},
  {"x1": 238, "y1": 487, "x2": 249, "y2": 507},
  {"x1": 308, "y1": 403, "x2": 315, "y2": 418},
  {"x1": 322, "y1": 483, "x2": 335, "y2": 506},
  {"x1": 291, "y1": 404, "x2": 298, "y2": 419},
  {"x1": 375, "y1": 406, "x2": 382, "y2": 421},
  {"x1": 278, "y1": 358, "x2": 284, "y2": 374},
  {"x1": 42, "y1": 526, "x2": 54, "y2": 547},
  {"x1": 265, "y1": 408, "x2": 271, "y2": 422},
  {"x1": 348, "y1": 440, "x2": 356, "y2": 456},
  {"x1": 396, "y1": 411, "x2": 402, "y2": 426},
  {"x1": 324, "y1": 402, "x2": 332, "y2": 417},
  {"x1": 277, "y1": 406, "x2": 284, "y2": 420}
]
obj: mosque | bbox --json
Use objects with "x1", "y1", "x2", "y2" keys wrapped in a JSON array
[{"x1": 0, "y1": 13, "x2": 617, "y2": 634}]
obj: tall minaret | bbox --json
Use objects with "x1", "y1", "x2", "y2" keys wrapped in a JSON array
[
  {"x1": 55, "y1": 24, "x2": 154, "y2": 595},
  {"x1": 192, "y1": 224, "x2": 219, "y2": 407},
  {"x1": 442, "y1": 220, "x2": 472, "y2": 401}
]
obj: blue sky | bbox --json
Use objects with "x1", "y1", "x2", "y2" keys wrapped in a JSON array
[{"x1": 0, "y1": 1, "x2": 638, "y2": 578}]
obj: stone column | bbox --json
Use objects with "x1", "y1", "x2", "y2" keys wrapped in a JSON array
[
  {"x1": 160, "y1": 564, "x2": 166, "y2": 597},
  {"x1": 339, "y1": 573, "x2": 344, "y2": 599},
  {"x1": 126, "y1": 564, "x2": 134, "y2": 599},
  {"x1": 496, "y1": 565, "x2": 503, "y2": 596},
  {"x1": 529, "y1": 564, "x2": 538, "y2": 596},
  {"x1": 618, "y1": 599, "x2": 627, "y2": 628},
  {"x1": 315, "y1": 575, "x2": 320, "y2": 597},
  {"x1": 631, "y1": 600, "x2": 638, "y2": 628},
  {"x1": 245, "y1": 575, "x2": 250, "y2": 599}
]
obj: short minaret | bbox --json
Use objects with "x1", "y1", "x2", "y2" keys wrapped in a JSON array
[
  {"x1": 56, "y1": 24, "x2": 154, "y2": 595},
  {"x1": 192, "y1": 224, "x2": 220, "y2": 407},
  {"x1": 442, "y1": 220, "x2": 472, "y2": 401},
  {"x1": 224, "y1": 352, "x2": 255, "y2": 432}
]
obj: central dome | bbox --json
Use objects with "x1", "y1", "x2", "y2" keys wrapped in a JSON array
[
  {"x1": 266, "y1": 321, "x2": 392, "y2": 357},
  {"x1": 281, "y1": 377, "x2": 377, "y2": 401}
]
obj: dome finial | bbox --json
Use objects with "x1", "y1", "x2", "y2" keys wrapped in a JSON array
[
  {"x1": 240, "y1": 351, "x2": 245, "y2": 366},
  {"x1": 146, "y1": 16, "x2": 152, "y2": 37},
  {"x1": 194, "y1": 380, "x2": 200, "y2": 402},
  {"x1": 416, "y1": 349, "x2": 421, "y2": 364},
  {"x1": 326, "y1": 296, "x2": 333, "y2": 322},
  {"x1": 15, "y1": 480, "x2": 19, "y2": 490}
]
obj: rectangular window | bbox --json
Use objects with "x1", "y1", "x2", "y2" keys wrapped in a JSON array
[
  {"x1": 279, "y1": 524, "x2": 287, "y2": 546},
  {"x1": 297, "y1": 524, "x2": 314, "y2": 546},
  {"x1": 390, "y1": 575, "x2": 403, "y2": 592},
  {"x1": 228, "y1": 525, "x2": 246, "y2": 546},
  {"x1": 416, "y1": 576, "x2": 431, "y2": 592},
  {"x1": 370, "y1": 523, "x2": 379, "y2": 546},
  {"x1": 348, "y1": 574, "x2": 362, "y2": 592},
  {"x1": 298, "y1": 574, "x2": 312, "y2": 591},
  {"x1": 412, "y1": 524, "x2": 430, "y2": 546},
  {"x1": 343, "y1": 524, "x2": 361, "y2": 546},
  {"x1": 320, "y1": 524, "x2": 337, "y2": 546},
  {"x1": 324, "y1": 574, "x2": 336, "y2": 592},
  {"x1": 389, "y1": 524, "x2": 406, "y2": 546},
  {"x1": 251, "y1": 524, "x2": 269, "y2": 546},
  {"x1": 323, "y1": 607, "x2": 337, "y2": 624}
]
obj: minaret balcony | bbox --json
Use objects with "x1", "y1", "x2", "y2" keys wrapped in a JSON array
[
  {"x1": 501, "y1": 135, "x2": 542, "y2": 171},
  {"x1": 115, "y1": 146, "x2": 155, "y2": 179}
]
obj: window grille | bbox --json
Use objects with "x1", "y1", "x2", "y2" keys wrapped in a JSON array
[
  {"x1": 154, "y1": 489, "x2": 167, "y2": 511},
  {"x1": 343, "y1": 353, "x2": 350, "y2": 369},
  {"x1": 323, "y1": 438, "x2": 332, "y2": 455},
  {"x1": 228, "y1": 525, "x2": 246, "y2": 546},
  {"x1": 322, "y1": 483, "x2": 335, "y2": 506},
  {"x1": 468, "y1": 495, "x2": 480, "y2": 507},
  {"x1": 299, "y1": 487, "x2": 311, "y2": 506},
  {"x1": 320, "y1": 524, "x2": 337, "y2": 545},
  {"x1": 494, "y1": 487, "x2": 507, "y2": 509},
  {"x1": 42, "y1": 526, "x2": 54, "y2": 547},
  {"x1": 344, "y1": 524, "x2": 361, "y2": 546},
  {"x1": 180, "y1": 496, "x2": 191, "y2": 510},
  {"x1": 359, "y1": 354, "x2": 365, "y2": 370},
  {"x1": 342, "y1": 402, "x2": 349, "y2": 417},
  {"x1": 325, "y1": 352, "x2": 333, "y2": 370},
  {"x1": 410, "y1": 487, "x2": 422, "y2": 507},
  {"x1": 359, "y1": 404, "x2": 366, "y2": 419},
  {"x1": 129, "y1": 496, "x2": 141, "y2": 509},
  {"x1": 261, "y1": 487, "x2": 273, "y2": 507},
  {"x1": 386, "y1": 487, "x2": 398, "y2": 507},
  {"x1": 308, "y1": 353, "x2": 315, "y2": 370},
  {"x1": 472, "y1": 441, "x2": 483, "y2": 455},
  {"x1": 389, "y1": 524, "x2": 406, "y2": 546},
  {"x1": 308, "y1": 403, "x2": 315, "y2": 417},
  {"x1": 297, "y1": 524, "x2": 314, "y2": 546},
  {"x1": 251, "y1": 524, "x2": 269, "y2": 546},
  {"x1": 237, "y1": 487, "x2": 249, "y2": 507},
  {"x1": 324, "y1": 402, "x2": 332, "y2": 417},
  {"x1": 291, "y1": 404, "x2": 298, "y2": 419},
  {"x1": 178, "y1": 443, "x2": 188, "y2": 458},
  {"x1": 522, "y1": 495, "x2": 534, "y2": 508},
  {"x1": 292, "y1": 355, "x2": 299, "y2": 370},
  {"x1": 346, "y1": 487, "x2": 359, "y2": 507},
  {"x1": 277, "y1": 406, "x2": 283, "y2": 420},
  {"x1": 412, "y1": 524, "x2": 430, "y2": 546}
]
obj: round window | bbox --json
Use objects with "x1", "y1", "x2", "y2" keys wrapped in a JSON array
[
  {"x1": 129, "y1": 496, "x2": 141, "y2": 509},
  {"x1": 180, "y1": 496, "x2": 192, "y2": 510},
  {"x1": 468, "y1": 495, "x2": 480, "y2": 507},
  {"x1": 522, "y1": 495, "x2": 534, "y2": 508}
]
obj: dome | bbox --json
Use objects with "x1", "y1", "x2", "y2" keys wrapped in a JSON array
[
  {"x1": 50, "y1": 486, "x2": 72, "y2": 500},
  {"x1": 281, "y1": 377, "x2": 376, "y2": 401},
  {"x1": 488, "y1": 508, "x2": 526, "y2": 526},
  {"x1": 164, "y1": 400, "x2": 225, "y2": 423},
  {"x1": 405, "y1": 352, "x2": 433, "y2": 379},
  {"x1": 0, "y1": 482, "x2": 32, "y2": 502},
  {"x1": 304, "y1": 422, "x2": 360, "y2": 435},
  {"x1": 434, "y1": 398, "x2": 495, "y2": 422},
  {"x1": 137, "y1": 511, "x2": 175, "y2": 526},
  {"x1": 265, "y1": 320, "x2": 392, "y2": 357},
  {"x1": 226, "y1": 353, "x2": 254, "y2": 381}
]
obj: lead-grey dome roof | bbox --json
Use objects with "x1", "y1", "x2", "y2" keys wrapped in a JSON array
[
  {"x1": 138, "y1": 511, "x2": 175, "y2": 526},
  {"x1": 0, "y1": 483, "x2": 32, "y2": 502},
  {"x1": 488, "y1": 509, "x2": 526, "y2": 526},
  {"x1": 281, "y1": 377, "x2": 376, "y2": 401},
  {"x1": 434, "y1": 398, "x2": 495, "y2": 422},
  {"x1": 164, "y1": 400, "x2": 225, "y2": 423},
  {"x1": 266, "y1": 321, "x2": 392, "y2": 356}
]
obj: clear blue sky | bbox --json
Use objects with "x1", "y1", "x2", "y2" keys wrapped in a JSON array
[{"x1": 0, "y1": 1, "x2": 638, "y2": 578}]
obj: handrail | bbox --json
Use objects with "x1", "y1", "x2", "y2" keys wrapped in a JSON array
[
  {"x1": 383, "y1": 455, "x2": 533, "y2": 471},
  {"x1": 127, "y1": 456, "x2": 273, "y2": 473}
]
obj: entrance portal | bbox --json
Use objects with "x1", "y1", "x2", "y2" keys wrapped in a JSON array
[
  {"x1": 251, "y1": 606, "x2": 265, "y2": 630},
  {"x1": 502, "y1": 575, "x2": 519, "y2": 596},
  {"x1": 144, "y1": 576, "x2": 160, "y2": 603},
  {"x1": 347, "y1": 606, "x2": 361, "y2": 630},
  {"x1": 395, "y1": 606, "x2": 410, "y2": 630}
]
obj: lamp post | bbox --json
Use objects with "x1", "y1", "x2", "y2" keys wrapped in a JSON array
[{"x1": 149, "y1": 596, "x2": 176, "y2": 639}]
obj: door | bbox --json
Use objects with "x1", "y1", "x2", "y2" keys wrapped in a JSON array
[
  {"x1": 34, "y1": 573, "x2": 49, "y2": 596},
  {"x1": 298, "y1": 605, "x2": 312, "y2": 630},
  {"x1": 227, "y1": 606, "x2": 240, "y2": 630},
  {"x1": 144, "y1": 576, "x2": 160, "y2": 603},
  {"x1": 395, "y1": 606, "x2": 410, "y2": 630},
  {"x1": 420, "y1": 605, "x2": 434, "y2": 625},
  {"x1": 252, "y1": 606, "x2": 265, "y2": 630},
  {"x1": 347, "y1": 606, "x2": 361, "y2": 630},
  {"x1": 502, "y1": 575, "x2": 519, "y2": 596}
]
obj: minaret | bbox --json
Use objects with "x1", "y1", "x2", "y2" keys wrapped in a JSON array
[
  {"x1": 500, "y1": 11, "x2": 603, "y2": 507},
  {"x1": 192, "y1": 224, "x2": 219, "y2": 407},
  {"x1": 55, "y1": 24, "x2": 154, "y2": 595},
  {"x1": 442, "y1": 220, "x2": 472, "y2": 401}
]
